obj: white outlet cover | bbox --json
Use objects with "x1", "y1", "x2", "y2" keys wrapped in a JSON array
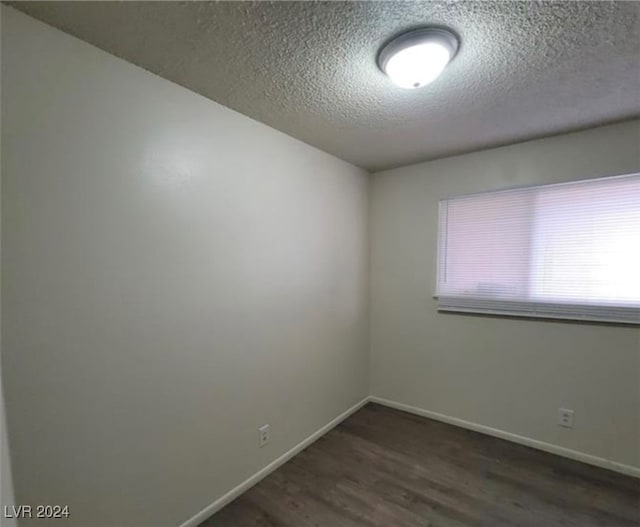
[
  {"x1": 258, "y1": 424, "x2": 270, "y2": 447},
  {"x1": 557, "y1": 408, "x2": 575, "y2": 428}
]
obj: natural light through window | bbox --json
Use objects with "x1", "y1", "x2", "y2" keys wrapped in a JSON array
[{"x1": 436, "y1": 174, "x2": 640, "y2": 323}]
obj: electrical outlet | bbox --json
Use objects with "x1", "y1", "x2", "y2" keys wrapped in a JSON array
[
  {"x1": 558, "y1": 408, "x2": 574, "y2": 428},
  {"x1": 258, "y1": 424, "x2": 270, "y2": 447}
]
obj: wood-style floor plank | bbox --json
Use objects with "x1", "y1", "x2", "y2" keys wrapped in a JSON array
[{"x1": 200, "y1": 403, "x2": 640, "y2": 527}]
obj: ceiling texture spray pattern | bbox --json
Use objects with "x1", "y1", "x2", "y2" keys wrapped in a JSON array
[{"x1": 10, "y1": 1, "x2": 640, "y2": 171}]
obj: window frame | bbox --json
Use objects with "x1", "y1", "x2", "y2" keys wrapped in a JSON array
[{"x1": 435, "y1": 173, "x2": 640, "y2": 325}]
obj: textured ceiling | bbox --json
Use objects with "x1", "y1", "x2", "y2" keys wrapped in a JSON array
[{"x1": 8, "y1": 1, "x2": 640, "y2": 171}]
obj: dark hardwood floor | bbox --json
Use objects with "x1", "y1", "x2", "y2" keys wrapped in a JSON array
[{"x1": 201, "y1": 403, "x2": 640, "y2": 527}]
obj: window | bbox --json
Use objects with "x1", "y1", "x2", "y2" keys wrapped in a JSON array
[{"x1": 436, "y1": 174, "x2": 640, "y2": 324}]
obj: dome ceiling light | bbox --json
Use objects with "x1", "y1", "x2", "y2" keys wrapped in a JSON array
[{"x1": 377, "y1": 28, "x2": 459, "y2": 89}]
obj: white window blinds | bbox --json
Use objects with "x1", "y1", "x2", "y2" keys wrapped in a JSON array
[{"x1": 436, "y1": 174, "x2": 640, "y2": 324}]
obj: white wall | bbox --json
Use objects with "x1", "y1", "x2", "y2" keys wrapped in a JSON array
[
  {"x1": 1, "y1": 7, "x2": 368, "y2": 527},
  {"x1": 1, "y1": 396, "x2": 17, "y2": 527},
  {"x1": 370, "y1": 120, "x2": 640, "y2": 471},
  {"x1": 0, "y1": 8, "x2": 17, "y2": 524}
]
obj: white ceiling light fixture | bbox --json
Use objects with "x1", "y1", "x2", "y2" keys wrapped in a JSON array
[{"x1": 378, "y1": 28, "x2": 459, "y2": 89}]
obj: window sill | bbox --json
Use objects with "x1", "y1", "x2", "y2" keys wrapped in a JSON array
[{"x1": 433, "y1": 296, "x2": 640, "y2": 325}]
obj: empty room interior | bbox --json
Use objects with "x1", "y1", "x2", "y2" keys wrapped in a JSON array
[{"x1": 1, "y1": 1, "x2": 640, "y2": 526}]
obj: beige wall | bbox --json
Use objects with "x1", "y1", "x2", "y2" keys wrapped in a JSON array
[
  {"x1": 370, "y1": 120, "x2": 640, "y2": 470},
  {"x1": 1, "y1": 7, "x2": 368, "y2": 527}
]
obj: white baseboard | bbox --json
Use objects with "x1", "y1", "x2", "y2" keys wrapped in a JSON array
[
  {"x1": 178, "y1": 396, "x2": 370, "y2": 527},
  {"x1": 369, "y1": 396, "x2": 640, "y2": 479}
]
